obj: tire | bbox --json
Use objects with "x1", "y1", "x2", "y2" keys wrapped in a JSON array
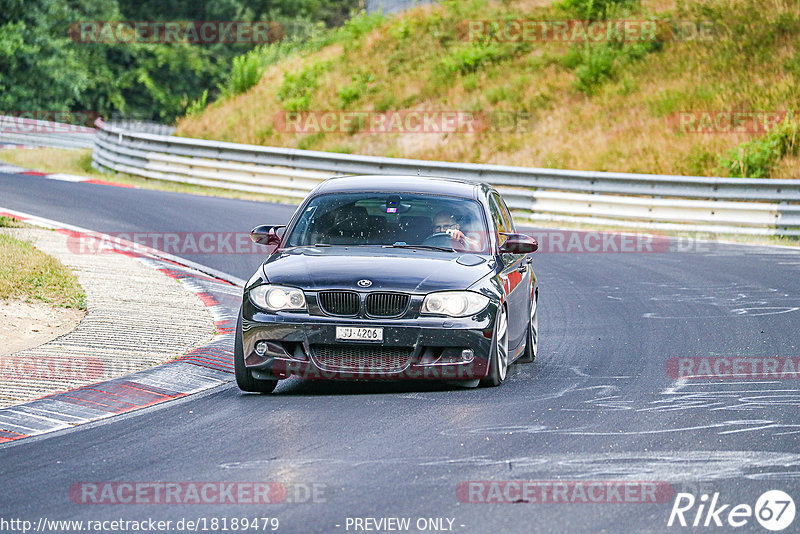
[
  {"x1": 234, "y1": 311, "x2": 278, "y2": 394},
  {"x1": 480, "y1": 305, "x2": 509, "y2": 387},
  {"x1": 517, "y1": 289, "x2": 538, "y2": 363}
]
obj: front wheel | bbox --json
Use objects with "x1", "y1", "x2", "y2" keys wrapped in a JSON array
[
  {"x1": 234, "y1": 311, "x2": 278, "y2": 394},
  {"x1": 480, "y1": 306, "x2": 509, "y2": 387}
]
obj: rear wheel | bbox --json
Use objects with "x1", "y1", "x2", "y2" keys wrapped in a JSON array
[
  {"x1": 518, "y1": 289, "x2": 538, "y2": 363},
  {"x1": 480, "y1": 306, "x2": 509, "y2": 387},
  {"x1": 234, "y1": 311, "x2": 278, "y2": 394}
]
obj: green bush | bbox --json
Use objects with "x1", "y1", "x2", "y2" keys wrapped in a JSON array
[
  {"x1": 219, "y1": 52, "x2": 263, "y2": 98},
  {"x1": 186, "y1": 90, "x2": 208, "y2": 116},
  {"x1": 561, "y1": 0, "x2": 639, "y2": 19},
  {"x1": 438, "y1": 42, "x2": 511, "y2": 75},
  {"x1": 564, "y1": 40, "x2": 658, "y2": 94},
  {"x1": 217, "y1": 22, "x2": 330, "y2": 101},
  {"x1": 277, "y1": 62, "x2": 327, "y2": 112},
  {"x1": 486, "y1": 86, "x2": 511, "y2": 104},
  {"x1": 374, "y1": 93, "x2": 398, "y2": 112},
  {"x1": 338, "y1": 72, "x2": 375, "y2": 108},
  {"x1": 719, "y1": 115, "x2": 800, "y2": 178},
  {"x1": 297, "y1": 132, "x2": 325, "y2": 150},
  {"x1": 199, "y1": 10, "x2": 384, "y2": 115},
  {"x1": 336, "y1": 11, "x2": 386, "y2": 42}
]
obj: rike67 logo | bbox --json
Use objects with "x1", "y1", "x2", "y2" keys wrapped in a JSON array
[{"x1": 668, "y1": 490, "x2": 795, "y2": 531}]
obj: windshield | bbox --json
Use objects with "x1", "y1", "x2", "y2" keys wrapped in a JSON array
[{"x1": 285, "y1": 192, "x2": 490, "y2": 253}]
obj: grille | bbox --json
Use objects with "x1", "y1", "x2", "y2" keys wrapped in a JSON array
[
  {"x1": 366, "y1": 292, "x2": 409, "y2": 317},
  {"x1": 318, "y1": 291, "x2": 360, "y2": 316},
  {"x1": 311, "y1": 344, "x2": 412, "y2": 372}
]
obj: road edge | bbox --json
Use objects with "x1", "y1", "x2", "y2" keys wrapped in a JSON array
[{"x1": 0, "y1": 207, "x2": 243, "y2": 446}]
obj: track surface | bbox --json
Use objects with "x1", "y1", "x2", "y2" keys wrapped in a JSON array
[{"x1": 2, "y1": 173, "x2": 800, "y2": 533}]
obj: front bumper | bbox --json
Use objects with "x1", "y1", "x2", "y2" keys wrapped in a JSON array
[{"x1": 241, "y1": 300, "x2": 496, "y2": 381}]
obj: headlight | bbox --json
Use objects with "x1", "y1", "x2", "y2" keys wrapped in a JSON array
[
  {"x1": 249, "y1": 285, "x2": 306, "y2": 312},
  {"x1": 420, "y1": 291, "x2": 489, "y2": 317}
]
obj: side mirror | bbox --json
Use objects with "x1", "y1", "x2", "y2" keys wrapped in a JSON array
[
  {"x1": 499, "y1": 233, "x2": 538, "y2": 254},
  {"x1": 250, "y1": 225, "x2": 286, "y2": 246}
]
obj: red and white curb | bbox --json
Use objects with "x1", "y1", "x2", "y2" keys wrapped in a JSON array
[
  {"x1": 0, "y1": 209, "x2": 244, "y2": 445},
  {"x1": 0, "y1": 161, "x2": 134, "y2": 188}
]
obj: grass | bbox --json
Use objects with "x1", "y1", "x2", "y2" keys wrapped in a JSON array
[
  {"x1": 0, "y1": 148, "x2": 299, "y2": 205},
  {"x1": 175, "y1": 0, "x2": 800, "y2": 179},
  {"x1": 0, "y1": 227, "x2": 86, "y2": 309},
  {"x1": 0, "y1": 216, "x2": 24, "y2": 228},
  {"x1": 0, "y1": 148, "x2": 102, "y2": 177}
]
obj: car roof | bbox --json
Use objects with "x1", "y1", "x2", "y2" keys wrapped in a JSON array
[{"x1": 313, "y1": 175, "x2": 491, "y2": 199}]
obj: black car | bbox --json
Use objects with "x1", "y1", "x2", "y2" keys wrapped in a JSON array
[{"x1": 235, "y1": 175, "x2": 539, "y2": 393}]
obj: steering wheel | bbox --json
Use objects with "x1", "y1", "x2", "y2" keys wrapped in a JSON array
[
  {"x1": 328, "y1": 216, "x2": 358, "y2": 233},
  {"x1": 422, "y1": 232, "x2": 455, "y2": 248}
]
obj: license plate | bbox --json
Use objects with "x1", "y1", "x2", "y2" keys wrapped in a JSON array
[{"x1": 335, "y1": 326, "x2": 383, "y2": 342}]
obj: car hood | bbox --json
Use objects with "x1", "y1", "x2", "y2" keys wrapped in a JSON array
[{"x1": 262, "y1": 247, "x2": 493, "y2": 293}]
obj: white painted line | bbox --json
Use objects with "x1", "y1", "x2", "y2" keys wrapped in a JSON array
[
  {"x1": 0, "y1": 164, "x2": 27, "y2": 173},
  {"x1": 45, "y1": 173, "x2": 88, "y2": 182}
]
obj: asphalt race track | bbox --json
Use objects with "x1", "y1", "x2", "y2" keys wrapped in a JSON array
[{"x1": 2, "y1": 172, "x2": 800, "y2": 533}]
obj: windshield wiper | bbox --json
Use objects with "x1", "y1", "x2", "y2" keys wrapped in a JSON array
[{"x1": 384, "y1": 244, "x2": 456, "y2": 252}]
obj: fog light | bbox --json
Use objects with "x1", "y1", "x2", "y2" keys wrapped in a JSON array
[
  {"x1": 255, "y1": 341, "x2": 268, "y2": 356},
  {"x1": 461, "y1": 349, "x2": 474, "y2": 362}
]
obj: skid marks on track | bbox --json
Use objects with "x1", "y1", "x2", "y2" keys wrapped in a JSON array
[
  {"x1": 218, "y1": 451, "x2": 800, "y2": 484},
  {"x1": 639, "y1": 282, "x2": 800, "y2": 319},
  {"x1": 440, "y1": 360, "x2": 800, "y2": 441}
]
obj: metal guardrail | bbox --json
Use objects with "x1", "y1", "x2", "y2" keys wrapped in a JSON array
[
  {"x1": 105, "y1": 120, "x2": 176, "y2": 136},
  {"x1": 0, "y1": 115, "x2": 96, "y2": 149},
  {"x1": 91, "y1": 119, "x2": 800, "y2": 235}
]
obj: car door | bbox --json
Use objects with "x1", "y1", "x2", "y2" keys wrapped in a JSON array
[
  {"x1": 488, "y1": 192, "x2": 528, "y2": 353},
  {"x1": 497, "y1": 193, "x2": 533, "y2": 350}
]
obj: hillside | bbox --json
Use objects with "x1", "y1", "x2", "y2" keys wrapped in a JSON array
[{"x1": 176, "y1": 0, "x2": 800, "y2": 179}]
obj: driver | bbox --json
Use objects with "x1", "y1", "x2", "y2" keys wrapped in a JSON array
[{"x1": 430, "y1": 211, "x2": 480, "y2": 251}]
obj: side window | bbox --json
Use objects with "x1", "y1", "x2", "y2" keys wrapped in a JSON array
[
  {"x1": 488, "y1": 194, "x2": 508, "y2": 247},
  {"x1": 497, "y1": 195, "x2": 515, "y2": 232}
]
